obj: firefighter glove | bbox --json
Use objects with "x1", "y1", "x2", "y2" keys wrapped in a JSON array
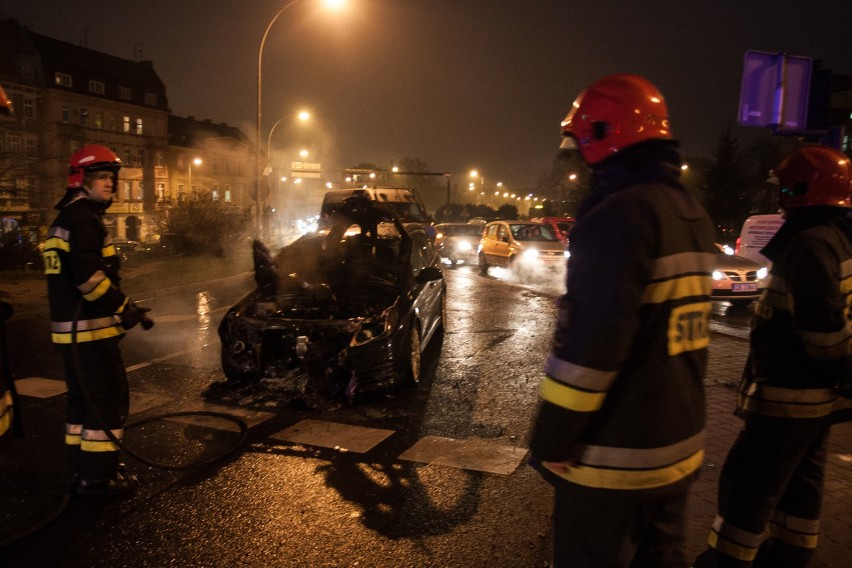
[{"x1": 120, "y1": 301, "x2": 152, "y2": 330}]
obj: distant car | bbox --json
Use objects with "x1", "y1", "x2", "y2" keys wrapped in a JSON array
[
  {"x1": 433, "y1": 222, "x2": 483, "y2": 266},
  {"x1": 109, "y1": 238, "x2": 145, "y2": 261},
  {"x1": 477, "y1": 220, "x2": 567, "y2": 278},
  {"x1": 530, "y1": 216, "x2": 576, "y2": 244},
  {"x1": 712, "y1": 243, "x2": 769, "y2": 307},
  {"x1": 218, "y1": 199, "x2": 445, "y2": 402}
]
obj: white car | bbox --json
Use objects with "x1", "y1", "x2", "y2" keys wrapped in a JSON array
[{"x1": 712, "y1": 244, "x2": 769, "y2": 307}]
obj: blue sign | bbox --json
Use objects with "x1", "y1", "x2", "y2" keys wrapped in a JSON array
[{"x1": 739, "y1": 51, "x2": 813, "y2": 128}]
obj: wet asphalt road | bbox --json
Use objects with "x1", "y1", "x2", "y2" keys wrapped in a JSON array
[{"x1": 2, "y1": 265, "x2": 564, "y2": 567}]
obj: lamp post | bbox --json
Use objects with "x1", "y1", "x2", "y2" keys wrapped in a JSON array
[
  {"x1": 256, "y1": 0, "x2": 345, "y2": 238},
  {"x1": 187, "y1": 157, "x2": 201, "y2": 201}
]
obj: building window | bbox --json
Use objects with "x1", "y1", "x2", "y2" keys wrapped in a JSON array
[
  {"x1": 8, "y1": 135, "x2": 21, "y2": 154},
  {"x1": 94, "y1": 112, "x2": 103, "y2": 129},
  {"x1": 212, "y1": 185, "x2": 219, "y2": 201},
  {"x1": 155, "y1": 151, "x2": 165, "y2": 168},
  {"x1": 80, "y1": 108, "x2": 88, "y2": 126},
  {"x1": 136, "y1": 149, "x2": 144, "y2": 167},
  {"x1": 177, "y1": 184, "x2": 185, "y2": 201},
  {"x1": 135, "y1": 118, "x2": 143, "y2": 135},
  {"x1": 122, "y1": 181, "x2": 132, "y2": 202},
  {"x1": 109, "y1": 115, "x2": 118, "y2": 131},
  {"x1": 224, "y1": 185, "x2": 232, "y2": 202},
  {"x1": 61, "y1": 106, "x2": 71, "y2": 123},
  {"x1": 123, "y1": 116, "x2": 130, "y2": 133},
  {"x1": 156, "y1": 183, "x2": 165, "y2": 201},
  {"x1": 88, "y1": 80, "x2": 105, "y2": 94},
  {"x1": 144, "y1": 93, "x2": 157, "y2": 106},
  {"x1": 118, "y1": 86, "x2": 132, "y2": 100},
  {"x1": 23, "y1": 98, "x2": 34, "y2": 119},
  {"x1": 25, "y1": 139, "x2": 36, "y2": 157},
  {"x1": 55, "y1": 72, "x2": 72, "y2": 87},
  {"x1": 17, "y1": 62, "x2": 35, "y2": 79}
]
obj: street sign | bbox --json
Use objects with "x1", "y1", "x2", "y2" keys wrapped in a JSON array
[{"x1": 739, "y1": 51, "x2": 813, "y2": 128}]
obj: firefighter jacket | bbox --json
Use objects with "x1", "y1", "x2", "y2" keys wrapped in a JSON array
[
  {"x1": 42, "y1": 194, "x2": 128, "y2": 348},
  {"x1": 530, "y1": 141, "x2": 716, "y2": 492},
  {"x1": 739, "y1": 208, "x2": 852, "y2": 423}
]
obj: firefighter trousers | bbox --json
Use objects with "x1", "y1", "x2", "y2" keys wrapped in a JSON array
[
  {"x1": 695, "y1": 415, "x2": 830, "y2": 567},
  {"x1": 552, "y1": 479, "x2": 692, "y2": 567},
  {"x1": 61, "y1": 342, "x2": 129, "y2": 482}
]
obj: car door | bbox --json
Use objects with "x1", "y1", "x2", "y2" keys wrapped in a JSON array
[
  {"x1": 493, "y1": 223, "x2": 512, "y2": 267},
  {"x1": 410, "y1": 232, "x2": 443, "y2": 345}
]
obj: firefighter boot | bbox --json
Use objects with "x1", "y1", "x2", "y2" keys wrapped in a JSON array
[{"x1": 76, "y1": 450, "x2": 138, "y2": 497}]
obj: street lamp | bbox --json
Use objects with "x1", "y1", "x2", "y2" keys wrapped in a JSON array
[
  {"x1": 265, "y1": 110, "x2": 311, "y2": 172},
  {"x1": 188, "y1": 157, "x2": 201, "y2": 200},
  {"x1": 256, "y1": 0, "x2": 345, "y2": 238}
]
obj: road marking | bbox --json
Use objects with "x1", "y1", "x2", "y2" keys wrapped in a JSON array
[
  {"x1": 270, "y1": 419, "x2": 394, "y2": 454},
  {"x1": 399, "y1": 435, "x2": 528, "y2": 475},
  {"x1": 14, "y1": 377, "x2": 67, "y2": 398},
  {"x1": 125, "y1": 348, "x2": 198, "y2": 372}
]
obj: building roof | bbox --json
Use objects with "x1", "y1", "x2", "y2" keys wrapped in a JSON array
[
  {"x1": 0, "y1": 19, "x2": 168, "y2": 111},
  {"x1": 169, "y1": 115, "x2": 251, "y2": 148}
]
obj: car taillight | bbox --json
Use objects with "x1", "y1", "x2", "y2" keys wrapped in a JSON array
[{"x1": 735, "y1": 237, "x2": 741, "y2": 255}]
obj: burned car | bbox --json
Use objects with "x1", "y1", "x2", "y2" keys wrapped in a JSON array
[{"x1": 218, "y1": 197, "x2": 445, "y2": 402}]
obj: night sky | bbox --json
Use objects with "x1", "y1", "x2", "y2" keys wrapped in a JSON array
[{"x1": 3, "y1": 1, "x2": 851, "y2": 190}]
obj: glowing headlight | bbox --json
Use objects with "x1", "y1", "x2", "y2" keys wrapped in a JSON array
[
  {"x1": 757, "y1": 267, "x2": 768, "y2": 280},
  {"x1": 564, "y1": 250, "x2": 570, "y2": 258},
  {"x1": 455, "y1": 241, "x2": 472, "y2": 252},
  {"x1": 522, "y1": 248, "x2": 539, "y2": 260},
  {"x1": 712, "y1": 270, "x2": 726, "y2": 281}
]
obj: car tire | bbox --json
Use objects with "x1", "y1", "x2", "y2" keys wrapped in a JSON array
[{"x1": 478, "y1": 254, "x2": 489, "y2": 276}]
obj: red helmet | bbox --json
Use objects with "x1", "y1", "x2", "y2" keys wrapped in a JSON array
[
  {"x1": 774, "y1": 146, "x2": 852, "y2": 209},
  {"x1": 67, "y1": 144, "x2": 121, "y2": 189},
  {"x1": 561, "y1": 74, "x2": 672, "y2": 165}
]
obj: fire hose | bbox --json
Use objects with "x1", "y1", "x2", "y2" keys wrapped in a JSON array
[{"x1": 0, "y1": 298, "x2": 250, "y2": 546}]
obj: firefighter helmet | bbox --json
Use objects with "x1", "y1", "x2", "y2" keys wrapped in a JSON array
[
  {"x1": 775, "y1": 146, "x2": 852, "y2": 209},
  {"x1": 67, "y1": 144, "x2": 121, "y2": 189},
  {"x1": 560, "y1": 74, "x2": 672, "y2": 165}
]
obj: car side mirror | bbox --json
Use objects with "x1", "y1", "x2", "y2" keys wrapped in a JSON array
[{"x1": 416, "y1": 266, "x2": 443, "y2": 283}]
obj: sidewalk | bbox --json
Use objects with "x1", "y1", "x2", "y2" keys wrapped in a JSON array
[{"x1": 688, "y1": 332, "x2": 852, "y2": 566}]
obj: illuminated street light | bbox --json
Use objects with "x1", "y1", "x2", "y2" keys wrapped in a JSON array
[
  {"x1": 266, "y1": 111, "x2": 311, "y2": 173},
  {"x1": 188, "y1": 157, "x2": 202, "y2": 199},
  {"x1": 256, "y1": 0, "x2": 346, "y2": 237},
  {"x1": 299, "y1": 149, "x2": 309, "y2": 158}
]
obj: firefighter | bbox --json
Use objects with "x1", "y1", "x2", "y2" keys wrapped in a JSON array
[
  {"x1": 695, "y1": 146, "x2": 852, "y2": 567},
  {"x1": 42, "y1": 144, "x2": 151, "y2": 497},
  {"x1": 528, "y1": 74, "x2": 716, "y2": 567},
  {"x1": 1, "y1": 301, "x2": 22, "y2": 452}
]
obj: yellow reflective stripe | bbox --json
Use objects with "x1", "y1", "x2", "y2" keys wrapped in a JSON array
[
  {"x1": 800, "y1": 326, "x2": 852, "y2": 360},
  {"x1": 743, "y1": 383, "x2": 837, "y2": 405},
  {"x1": 544, "y1": 354, "x2": 617, "y2": 391},
  {"x1": 712, "y1": 514, "x2": 766, "y2": 548},
  {"x1": 103, "y1": 244, "x2": 116, "y2": 257},
  {"x1": 708, "y1": 530, "x2": 759, "y2": 561},
  {"x1": 52, "y1": 325, "x2": 123, "y2": 344},
  {"x1": 42, "y1": 236, "x2": 70, "y2": 252},
  {"x1": 540, "y1": 375, "x2": 606, "y2": 412},
  {"x1": 82, "y1": 274, "x2": 111, "y2": 301},
  {"x1": 0, "y1": 407, "x2": 11, "y2": 437},
  {"x1": 0, "y1": 390, "x2": 11, "y2": 413},
  {"x1": 81, "y1": 439, "x2": 120, "y2": 452},
  {"x1": 641, "y1": 275, "x2": 712, "y2": 304},
  {"x1": 65, "y1": 433, "x2": 82, "y2": 446},
  {"x1": 543, "y1": 449, "x2": 703, "y2": 490}
]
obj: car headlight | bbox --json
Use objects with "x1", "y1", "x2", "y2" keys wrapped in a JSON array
[
  {"x1": 455, "y1": 241, "x2": 472, "y2": 252},
  {"x1": 712, "y1": 270, "x2": 727, "y2": 281},
  {"x1": 522, "y1": 248, "x2": 539, "y2": 260},
  {"x1": 350, "y1": 307, "x2": 398, "y2": 347},
  {"x1": 757, "y1": 267, "x2": 768, "y2": 280},
  {"x1": 563, "y1": 250, "x2": 570, "y2": 258}
]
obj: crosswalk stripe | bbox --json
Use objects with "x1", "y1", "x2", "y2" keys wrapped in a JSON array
[
  {"x1": 399, "y1": 435, "x2": 528, "y2": 475},
  {"x1": 269, "y1": 419, "x2": 394, "y2": 454}
]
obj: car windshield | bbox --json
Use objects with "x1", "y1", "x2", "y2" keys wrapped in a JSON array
[
  {"x1": 510, "y1": 224, "x2": 558, "y2": 242},
  {"x1": 442, "y1": 225, "x2": 483, "y2": 237}
]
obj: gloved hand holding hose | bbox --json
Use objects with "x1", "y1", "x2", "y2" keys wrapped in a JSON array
[{"x1": 119, "y1": 301, "x2": 154, "y2": 330}]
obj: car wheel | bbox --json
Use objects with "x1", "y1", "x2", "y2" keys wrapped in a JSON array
[{"x1": 478, "y1": 254, "x2": 489, "y2": 276}]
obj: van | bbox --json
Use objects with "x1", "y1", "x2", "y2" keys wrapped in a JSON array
[
  {"x1": 735, "y1": 214, "x2": 784, "y2": 265},
  {"x1": 320, "y1": 187, "x2": 432, "y2": 231}
]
